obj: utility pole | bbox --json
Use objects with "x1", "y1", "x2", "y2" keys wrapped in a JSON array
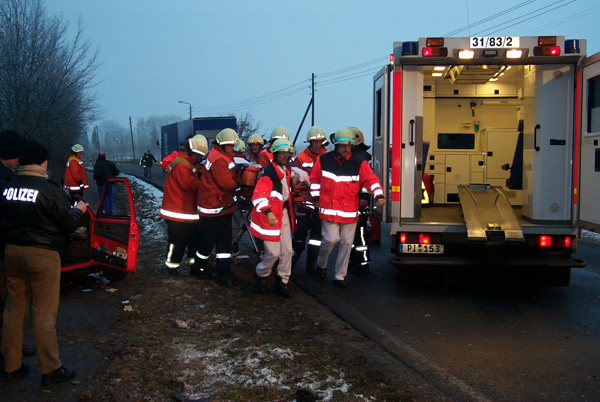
[
  {"x1": 129, "y1": 116, "x2": 136, "y2": 161},
  {"x1": 311, "y1": 73, "x2": 315, "y2": 126}
]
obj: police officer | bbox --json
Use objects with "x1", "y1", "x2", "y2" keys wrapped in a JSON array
[
  {"x1": 196, "y1": 129, "x2": 240, "y2": 287},
  {"x1": 292, "y1": 126, "x2": 327, "y2": 274},
  {"x1": 250, "y1": 139, "x2": 297, "y2": 298},
  {"x1": 1, "y1": 140, "x2": 86, "y2": 384},
  {"x1": 309, "y1": 129, "x2": 385, "y2": 289},
  {"x1": 347, "y1": 126, "x2": 373, "y2": 274},
  {"x1": 63, "y1": 144, "x2": 89, "y2": 204},
  {"x1": 258, "y1": 126, "x2": 289, "y2": 167},
  {"x1": 160, "y1": 135, "x2": 208, "y2": 277}
]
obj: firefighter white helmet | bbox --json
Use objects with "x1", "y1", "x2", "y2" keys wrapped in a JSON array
[
  {"x1": 270, "y1": 126, "x2": 289, "y2": 141},
  {"x1": 332, "y1": 128, "x2": 355, "y2": 145},
  {"x1": 234, "y1": 139, "x2": 246, "y2": 153},
  {"x1": 71, "y1": 144, "x2": 84, "y2": 153},
  {"x1": 188, "y1": 135, "x2": 208, "y2": 157},
  {"x1": 269, "y1": 138, "x2": 295, "y2": 154},
  {"x1": 347, "y1": 126, "x2": 365, "y2": 145},
  {"x1": 215, "y1": 128, "x2": 239, "y2": 146},
  {"x1": 306, "y1": 126, "x2": 326, "y2": 142},
  {"x1": 247, "y1": 134, "x2": 264, "y2": 145}
]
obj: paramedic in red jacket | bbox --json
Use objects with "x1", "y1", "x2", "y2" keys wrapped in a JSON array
[
  {"x1": 63, "y1": 144, "x2": 89, "y2": 204},
  {"x1": 292, "y1": 126, "x2": 328, "y2": 274},
  {"x1": 160, "y1": 135, "x2": 208, "y2": 277},
  {"x1": 250, "y1": 139, "x2": 298, "y2": 298},
  {"x1": 309, "y1": 128, "x2": 386, "y2": 289},
  {"x1": 196, "y1": 129, "x2": 240, "y2": 287}
]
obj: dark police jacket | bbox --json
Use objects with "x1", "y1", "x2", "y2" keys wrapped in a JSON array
[{"x1": 0, "y1": 165, "x2": 84, "y2": 251}]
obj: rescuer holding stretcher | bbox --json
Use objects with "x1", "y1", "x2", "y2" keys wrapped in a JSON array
[
  {"x1": 309, "y1": 128, "x2": 385, "y2": 289},
  {"x1": 292, "y1": 125, "x2": 328, "y2": 273},
  {"x1": 160, "y1": 135, "x2": 208, "y2": 277}
]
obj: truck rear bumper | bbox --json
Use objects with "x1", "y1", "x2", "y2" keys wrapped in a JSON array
[{"x1": 390, "y1": 255, "x2": 586, "y2": 268}]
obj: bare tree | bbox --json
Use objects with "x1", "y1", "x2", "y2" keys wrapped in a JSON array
[
  {"x1": 233, "y1": 112, "x2": 261, "y2": 143},
  {"x1": 0, "y1": 0, "x2": 99, "y2": 177},
  {"x1": 135, "y1": 114, "x2": 179, "y2": 155},
  {"x1": 98, "y1": 120, "x2": 130, "y2": 161}
]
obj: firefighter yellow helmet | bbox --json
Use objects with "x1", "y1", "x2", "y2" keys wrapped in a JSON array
[
  {"x1": 71, "y1": 144, "x2": 84, "y2": 153},
  {"x1": 270, "y1": 126, "x2": 289, "y2": 141},
  {"x1": 247, "y1": 133, "x2": 264, "y2": 145},
  {"x1": 188, "y1": 134, "x2": 208, "y2": 157},
  {"x1": 269, "y1": 138, "x2": 294, "y2": 154},
  {"x1": 234, "y1": 139, "x2": 246, "y2": 153},
  {"x1": 333, "y1": 128, "x2": 355, "y2": 145},
  {"x1": 347, "y1": 126, "x2": 365, "y2": 145},
  {"x1": 306, "y1": 126, "x2": 326, "y2": 142},
  {"x1": 215, "y1": 128, "x2": 239, "y2": 146}
]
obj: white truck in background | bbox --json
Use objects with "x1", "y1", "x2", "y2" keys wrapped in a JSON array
[{"x1": 372, "y1": 36, "x2": 600, "y2": 285}]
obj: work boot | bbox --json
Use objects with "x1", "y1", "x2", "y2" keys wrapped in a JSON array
[
  {"x1": 333, "y1": 279, "x2": 348, "y2": 289},
  {"x1": 167, "y1": 267, "x2": 180, "y2": 276},
  {"x1": 274, "y1": 276, "x2": 292, "y2": 298},
  {"x1": 317, "y1": 265, "x2": 327, "y2": 279},
  {"x1": 255, "y1": 273, "x2": 267, "y2": 294},
  {"x1": 3, "y1": 363, "x2": 30, "y2": 381},
  {"x1": 41, "y1": 366, "x2": 76, "y2": 385}
]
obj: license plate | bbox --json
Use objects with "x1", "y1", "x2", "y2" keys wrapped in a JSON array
[
  {"x1": 470, "y1": 36, "x2": 520, "y2": 48},
  {"x1": 400, "y1": 244, "x2": 444, "y2": 254}
]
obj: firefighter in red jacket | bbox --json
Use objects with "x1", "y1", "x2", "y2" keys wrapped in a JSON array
[
  {"x1": 250, "y1": 139, "x2": 297, "y2": 298},
  {"x1": 247, "y1": 134, "x2": 264, "y2": 165},
  {"x1": 292, "y1": 126, "x2": 328, "y2": 273},
  {"x1": 63, "y1": 144, "x2": 89, "y2": 204},
  {"x1": 160, "y1": 135, "x2": 208, "y2": 277},
  {"x1": 196, "y1": 128, "x2": 240, "y2": 287},
  {"x1": 309, "y1": 128, "x2": 386, "y2": 289},
  {"x1": 258, "y1": 126, "x2": 289, "y2": 167}
]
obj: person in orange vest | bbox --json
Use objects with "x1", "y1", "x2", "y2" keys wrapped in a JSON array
[
  {"x1": 258, "y1": 126, "x2": 289, "y2": 167},
  {"x1": 160, "y1": 135, "x2": 208, "y2": 277},
  {"x1": 292, "y1": 126, "x2": 328, "y2": 273},
  {"x1": 63, "y1": 144, "x2": 89, "y2": 204},
  {"x1": 247, "y1": 134, "x2": 264, "y2": 165},
  {"x1": 195, "y1": 129, "x2": 240, "y2": 287}
]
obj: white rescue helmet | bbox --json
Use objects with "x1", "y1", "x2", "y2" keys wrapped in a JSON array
[
  {"x1": 71, "y1": 144, "x2": 84, "y2": 153},
  {"x1": 306, "y1": 126, "x2": 326, "y2": 142},
  {"x1": 188, "y1": 134, "x2": 208, "y2": 157},
  {"x1": 247, "y1": 134, "x2": 265, "y2": 145},
  {"x1": 215, "y1": 128, "x2": 239, "y2": 146},
  {"x1": 269, "y1": 138, "x2": 295, "y2": 154},
  {"x1": 347, "y1": 126, "x2": 365, "y2": 145},
  {"x1": 332, "y1": 128, "x2": 355, "y2": 145},
  {"x1": 270, "y1": 126, "x2": 289, "y2": 141},
  {"x1": 234, "y1": 139, "x2": 246, "y2": 153}
]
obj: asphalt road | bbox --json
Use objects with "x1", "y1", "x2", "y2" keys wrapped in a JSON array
[{"x1": 118, "y1": 162, "x2": 600, "y2": 401}]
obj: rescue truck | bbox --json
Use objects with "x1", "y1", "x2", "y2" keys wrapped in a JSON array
[{"x1": 372, "y1": 36, "x2": 600, "y2": 285}]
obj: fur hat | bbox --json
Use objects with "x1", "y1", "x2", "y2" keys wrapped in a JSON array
[
  {"x1": 19, "y1": 141, "x2": 49, "y2": 166},
  {"x1": 0, "y1": 130, "x2": 26, "y2": 160}
]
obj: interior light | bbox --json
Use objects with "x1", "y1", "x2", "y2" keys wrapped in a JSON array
[
  {"x1": 489, "y1": 77, "x2": 498, "y2": 82},
  {"x1": 434, "y1": 66, "x2": 446, "y2": 71},
  {"x1": 506, "y1": 49, "x2": 523, "y2": 59},
  {"x1": 458, "y1": 49, "x2": 475, "y2": 59},
  {"x1": 432, "y1": 72, "x2": 443, "y2": 77},
  {"x1": 505, "y1": 66, "x2": 511, "y2": 70},
  {"x1": 481, "y1": 65, "x2": 489, "y2": 69},
  {"x1": 539, "y1": 235, "x2": 552, "y2": 247}
]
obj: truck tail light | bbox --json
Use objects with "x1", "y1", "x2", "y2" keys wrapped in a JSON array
[
  {"x1": 538, "y1": 36, "x2": 556, "y2": 46},
  {"x1": 400, "y1": 233, "x2": 407, "y2": 244},
  {"x1": 564, "y1": 236, "x2": 572, "y2": 248},
  {"x1": 536, "y1": 235, "x2": 573, "y2": 248},
  {"x1": 422, "y1": 47, "x2": 448, "y2": 57},
  {"x1": 539, "y1": 235, "x2": 552, "y2": 247},
  {"x1": 420, "y1": 234, "x2": 430, "y2": 244},
  {"x1": 400, "y1": 233, "x2": 437, "y2": 244},
  {"x1": 533, "y1": 46, "x2": 560, "y2": 56}
]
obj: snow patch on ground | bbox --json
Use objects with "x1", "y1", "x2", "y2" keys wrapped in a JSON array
[{"x1": 582, "y1": 229, "x2": 600, "y2": 244}]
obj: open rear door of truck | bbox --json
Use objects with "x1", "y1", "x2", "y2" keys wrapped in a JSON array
[
  {"x1": 578, "y1": 50, "x2": 600, "y2": 232},
  {"x1": 90, "y1": 177, "x2": 139, "y2": 281}
]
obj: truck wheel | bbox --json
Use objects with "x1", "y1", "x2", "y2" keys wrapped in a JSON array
[{"x1": 102, "y1": 267, "x2": 127, "y2": 282}]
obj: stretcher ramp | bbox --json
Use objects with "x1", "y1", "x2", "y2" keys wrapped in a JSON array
[{"x1": 457, "y1": 184, "x2": 524, "y2": 242}]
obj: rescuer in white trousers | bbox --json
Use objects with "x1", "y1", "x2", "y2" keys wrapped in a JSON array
[
  {"x1": 317, "y1": 220, "x2": 358, "y2": 281},
  {"x1": 255, "y1": 210, "x2": 293, "y2": 285}
]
